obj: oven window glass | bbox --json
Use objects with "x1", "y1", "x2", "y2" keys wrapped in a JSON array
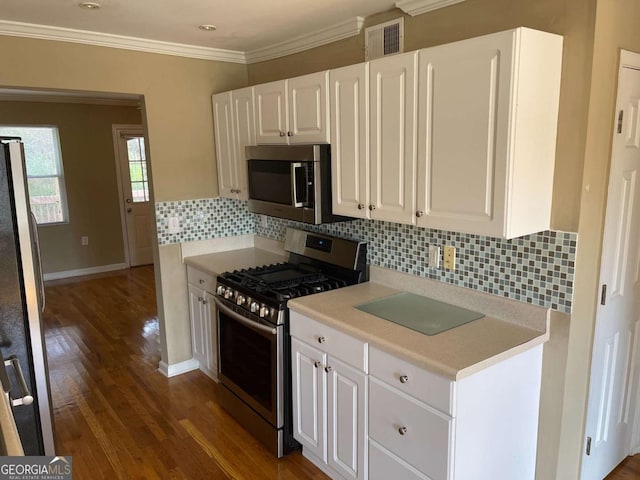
[
  {"x1": 247, "y1": 160, "x2": 295, "y2": 205},
  {"x1": 218, "y1": 310, "x2": 274, "y2": 414}
]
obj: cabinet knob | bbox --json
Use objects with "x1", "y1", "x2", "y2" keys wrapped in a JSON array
[
  {"x1": 399, "y1": 375, "x2": 409, "y2": 384},
  {"x1": 325, "y1": 366, "x2": 333, "y2": 373},
  {"x1": 398, "y1": 426, "x2": 408, "y2": 436},
  {"x1": 279, "y1": 131, "x2": 286, "y2": 137},
  {"x1": 317, "y1": 336, "x2": 326, "y2": 344},
  {"x1": 287, "y1": 131, "x2": 293, "y2": 137},
  {"x1": 314, "y1": 361, "x2": 322, "y2": 368},
  {"x1": 369, "y1": 204, "x2": 376, "y2": 211},
  {"x1": 198, "y1": 297, "x2": 203, "y2": 303},
  {"x1": 416, "y1": 210, "x2": 424, "y2": 218},
  {"x1": 199, "y1": 279, "x2": 205, "y2": 284},
  {"x1": 357, "y1": 203, "x2": 364, "y2": 210},
  {"x1": 202, "y1": 299, "x2": 208, "y2": 305}
]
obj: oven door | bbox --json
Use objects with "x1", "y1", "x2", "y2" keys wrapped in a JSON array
[{"x1": 215, "y1": 297, "x2": 283, "y2": 428}]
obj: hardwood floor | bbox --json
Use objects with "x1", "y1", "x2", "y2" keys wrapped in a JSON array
[
  {"x1": 605, "y1": 454, "x2": 640, "y2": 479},
  {"x1": 43, "y1": 266, "x2": 328, "y2": 480}
]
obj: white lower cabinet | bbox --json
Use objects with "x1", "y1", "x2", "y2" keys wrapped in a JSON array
[
  {"x1": 291, "y1": 309, "x2": 544, "y2": 480},
  {"x1": 187, "y1": 268, "x2": 218, "y2": 381},
  {"x1": 291, "y1": 312, "x2": 367, "y2": 480}
]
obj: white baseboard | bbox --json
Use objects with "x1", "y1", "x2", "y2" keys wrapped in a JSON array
[
  {"x1": 158, "y1": 358, "x2": 200, "y2": 377},
  {"x1": 43, "y1": 262, "x2": 128, "y2": 281}
]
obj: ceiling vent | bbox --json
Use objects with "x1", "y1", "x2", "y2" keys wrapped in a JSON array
[{"x1": 365, "y1": 18, "x2": 404, "y2": 61}]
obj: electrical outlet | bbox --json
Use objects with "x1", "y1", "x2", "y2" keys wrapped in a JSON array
[
  {"x1": 443, "y1": 245, "x2": 456, "y2": 270},
  {"x1": 428, "y1": 245, "x2": 440, "y2": 268},
  {"x1": 168, "y1": 216, "x2": 181, "y2": 234},
  {"x1": 81, "y1": 236, "x2": 89, "y2": 246}
]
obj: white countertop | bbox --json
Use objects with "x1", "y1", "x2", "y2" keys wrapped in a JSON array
[
  {"x1": 183, "y1": 247, "x2": 287, "y2": 276},
  {"x1": 289, "y1": 281, "x2": 548, "y2": 380}
]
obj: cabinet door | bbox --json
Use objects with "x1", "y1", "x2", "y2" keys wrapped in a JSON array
[
  {"x1": 415, "y1": 33, "x2": 513, "y2": 236},
  {"x1": 288, "y1": 71, "x2": 330, "y2": 144},
  {"x1": 203, "y1": 291, "x2": 218, "y2": 377},
  {"x1": 327, "y1": 356, "x2": 367, "y2": 480},
  {"x1": 212, "y1": 92, "x2": 237, "y2": 198},
  {"x1": 369, "y1": 52, "x2": 418, "y2": 224},
  {"x1": 231, "y1": 87, "x2": 255, "y2": 200},
  {"x1": 292, "y1": 338, "x2": 326, "y2": 462},
  {"x1": 255, "y1": 80, "x2": 288, "y2": 144},
  {"x1": 330, "y1": 63, "x2": 369, "y2": 219},
  {"x1": 188, "y1": 284, "x2": 207, "y2": 366}
]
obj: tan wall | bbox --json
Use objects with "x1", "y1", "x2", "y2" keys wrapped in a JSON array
[
  {"x1": 558, "y1": 0, "x2": 640, "y2": 478},
  {"x1": 0, "y1": 101, "x2": 141, "y2": 274},
  {"x1": 0, "y1": 35, "x2": 249, "y2": 365}
]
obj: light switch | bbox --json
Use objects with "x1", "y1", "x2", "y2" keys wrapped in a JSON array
[
  {"x1": 168, "y1": 216, "x2": 181, "y2": 234},
  {"x1": 428, "y1": 245, "x2": 440, "y2": 268}
]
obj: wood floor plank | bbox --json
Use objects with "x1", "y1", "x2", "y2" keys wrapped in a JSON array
[
  {"x1": 606, "y1": 453, "x2": 640, "y2": 479},
  {"x1": 43, "y1": 266, "x2": 328, "y2": 480}
]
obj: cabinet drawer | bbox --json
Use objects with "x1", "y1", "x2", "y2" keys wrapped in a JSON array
[
  {"x1": 369, "y1": 378, "x2": 452, "y2": 480},
  {"x1": 290, "y1": 310, "x2": 367, "y2": 371},
  {"x1": 187, "y1": 266, "x2": 216, "y2": 294},
  {"x1": 369, "y1": 440, "x2": 429, "y2": 480},
  {"x1": 370, "y1": 346, "x2": 454, "y2": 415}
]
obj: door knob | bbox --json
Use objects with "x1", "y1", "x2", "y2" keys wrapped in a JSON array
[
  {"x1": 126, "y1": 198, "x2": 132, "y2": 204},
  {"x1": 126, "y1": 208, "x2": 132, "y2": 213}
]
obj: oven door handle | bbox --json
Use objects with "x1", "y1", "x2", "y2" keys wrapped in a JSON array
[{"x1": 214, "y1": 298, "x2": 278, "y2": 335}]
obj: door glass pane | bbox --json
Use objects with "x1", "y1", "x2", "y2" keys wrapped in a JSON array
[{"x1": 126, "y1": 137, "x2": 149, "y2": 202}]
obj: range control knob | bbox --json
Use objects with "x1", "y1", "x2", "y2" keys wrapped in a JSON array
[
  {"x1": 259, "y1": 306, "x2": 270, "y2": 318},
  {"x1": 236, "y1": 295, "x2": 246, "y2": 306},
  {"x1": 250, "y1": 301, "x2": 260, "y2": 313},
  {"x1": 216, "y1": 285, "x2": 225, "y2": 295},
  {"x1": 224, "y1": 288, "x2": 233, "y2": 299}
]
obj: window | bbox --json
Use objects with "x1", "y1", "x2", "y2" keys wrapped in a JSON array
[
  {"x1": 125, "y1": 136, "x2": 149, "y2": 202},
  {"x1": 0, "y1": 126, "x2": 68, "y2": 224}
]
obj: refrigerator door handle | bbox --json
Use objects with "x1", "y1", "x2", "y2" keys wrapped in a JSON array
[
  {"x1": 4, "y1": 356, "x2": 34, "y2": 407},
  {"x1": 29, "y1": 212, "x2": 46, "y2": 313}
]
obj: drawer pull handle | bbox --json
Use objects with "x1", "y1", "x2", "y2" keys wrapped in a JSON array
[
  {"x1": 314, "y1": 361, "x2": 322, "y2": 368},
  {"x1": 318, "y1": 336, "x2": 326, "y2": 344},
  {"x1": 398, "y1": 426, "x2": 408, "y2": 436},
  {"x1": 399, "y1": 375, "x2": 409, "y2": 384},
  {"x1": 325, "y1": 366, "x2": 333, "y2": 373}
]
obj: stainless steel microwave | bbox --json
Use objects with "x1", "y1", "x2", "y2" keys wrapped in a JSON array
[{"x1": 246, "y1": 144, "x2": 352, "y2": 224}]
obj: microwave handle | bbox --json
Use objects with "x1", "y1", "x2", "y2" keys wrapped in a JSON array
[{"x1": 291, "y1": 162, "x2": 308, "y2": 208}]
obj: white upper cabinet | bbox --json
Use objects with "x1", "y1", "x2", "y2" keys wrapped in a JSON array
[
  {"x1": 231, "y1": 87, "x2": 255, "y2": 200},
  {"x1": 255, "y1": 80, "x2": 288, "y2": 144},
  {"x1": 255, "y1": 71, "x2": 330, "y2": 144},
  {"x1": 415, "y1": 28, "x2": 563, "y2": 238},
  {"x1": 330, "y1": 63, "x2": 370, "y2": 218},
  {"x1": 212, "y1": 87, "x2": 255, "y2": 200},
  {"x1": 369, "y1": 51, "x2": 418, "y2": 224}
]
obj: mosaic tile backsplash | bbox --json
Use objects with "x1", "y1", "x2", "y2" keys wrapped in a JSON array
[{"x1": 156, "y1": 198, "x2": 577, "y2": 313}]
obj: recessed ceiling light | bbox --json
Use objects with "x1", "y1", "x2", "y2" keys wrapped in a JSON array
[
  {"x1": 198, "y1": 24, "x2": 217, "y2": 32},
  {"x1": 79, "y1": 2, "x2": 101, "y2": 9}
]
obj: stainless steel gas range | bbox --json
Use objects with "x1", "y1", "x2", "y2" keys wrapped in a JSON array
[{"x1": 214, "y1": 228, "x2": 367, "y2": 457}]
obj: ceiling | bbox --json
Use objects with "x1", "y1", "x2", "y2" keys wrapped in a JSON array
[{"x1": 0, "y1": 0, "x2": 399, "y2": 54}]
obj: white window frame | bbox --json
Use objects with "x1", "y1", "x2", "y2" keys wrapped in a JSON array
[{"x1": 0, "y1": 125, "x2": 69, "y2": 226}]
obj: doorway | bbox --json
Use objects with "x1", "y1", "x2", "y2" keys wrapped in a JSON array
[
  {"x1": 582, "y1": 50, "x2": 640, "y2": 480},
  {"x1": 112, "y1": 125, "x2": 154, "y2": 267}
]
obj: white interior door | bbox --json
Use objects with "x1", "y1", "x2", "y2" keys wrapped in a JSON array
[
  {"x1": 582, "y1": 56, "x2": 640, "y2": 480},
  {"x1": 115, "y1": 127, "x2": 153, "y2": 267}
]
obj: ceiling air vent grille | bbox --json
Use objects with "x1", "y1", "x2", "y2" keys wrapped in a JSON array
[{"x1": 365, "y1": 18, "x2": 404, "y2": 61}]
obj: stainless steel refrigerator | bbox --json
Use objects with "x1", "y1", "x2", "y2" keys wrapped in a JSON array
[{"x1": 0, "y1": 137, "x2": 55, "y2": 455}]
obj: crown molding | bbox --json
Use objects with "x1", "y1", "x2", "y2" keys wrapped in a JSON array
[
  {"x1": 245, "y1": 17, "x2": 365, "y2": 64},
  {"x1": 395, "y1": 0, "x2": 467, "y2": 16},
  {"x1": 0, "y1": 19, "x2": 247, "y2": 63}
]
